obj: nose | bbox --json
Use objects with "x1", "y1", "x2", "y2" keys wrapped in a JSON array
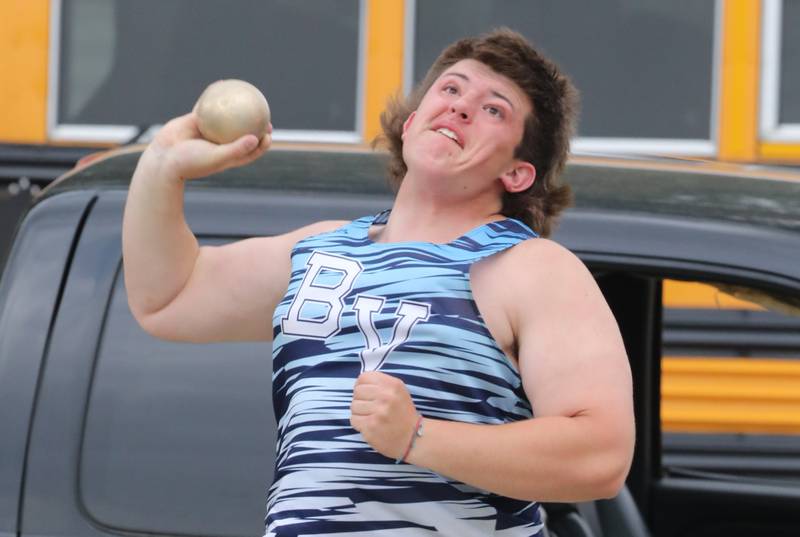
[
  {"x1": 450, "y1": 96, "x2": 472, "y2": 121},
  {"x1": 451, "y1": 107, "x2": 468, "y2": 120}
]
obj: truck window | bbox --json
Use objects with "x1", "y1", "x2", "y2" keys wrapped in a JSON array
[{"x1": 661, "y1": 278, "x2": 800, "y2": 484}]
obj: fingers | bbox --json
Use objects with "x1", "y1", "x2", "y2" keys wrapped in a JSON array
[
  {"x1": 228, "y1": 131, "x2": 271, "y2": 166},
  {"x1": 232, "y1": 134, "x2": 260, "y2": 155},
  {"x1": 148, "y1": 114, "x2": 269, "y2": 180},
  {"x1": 211, "y1": 134, "x2": 265, "y2": 170},
  {"x1": 350, "y1": 399, "x2": 373, "y2": 416},
  {"x1": 353, "y1": 383, "x2": 379, "y2": 399},
  {"x1": 254, "y1": 131, "x2": 272, "y2": 155},
  {"x1": 352, "y1": 383, "x2": 383, "y2": 420},
  {"x1": 350, "y1": 413, "x2": 365, "y2": 432}
]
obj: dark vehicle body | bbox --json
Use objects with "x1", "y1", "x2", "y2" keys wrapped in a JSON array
[{"x1": 1, "y1": 147, "x2": 800, "y2": 537}]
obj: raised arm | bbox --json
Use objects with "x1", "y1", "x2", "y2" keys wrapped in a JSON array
[{"x1": 123, "y1": 113, "x2": 343, "y2": 342}]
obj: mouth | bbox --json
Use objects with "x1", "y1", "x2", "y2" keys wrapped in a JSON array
[{"x1": 433, "y1": 127, "x2": 463, "y2": 148}]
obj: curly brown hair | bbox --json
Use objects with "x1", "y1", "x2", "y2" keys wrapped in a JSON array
[{"x1": 377, "y1": 28, "x2": 578, "y2": 237}]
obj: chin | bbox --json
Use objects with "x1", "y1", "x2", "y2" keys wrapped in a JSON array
[{"x1": 404, "y1": 150, "x2": 458, "y2": 178}]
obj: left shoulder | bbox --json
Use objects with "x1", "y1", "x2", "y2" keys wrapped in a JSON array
[
  {"x1": 497, "y1": 237, "x2": 610, "y2": 331},
  {"x1": 511, "y1": 236, "x2": 579, "y2": 260},
  {"x1": 502, "y1": 237, "x2": 594, "y2": 288}
]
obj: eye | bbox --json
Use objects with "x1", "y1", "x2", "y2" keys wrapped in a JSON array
[
  {"x1": 484, "y1": 105, "x2": 504, "y2": 119},
  {"x1": 443, "y1": 84, "x2": 458, "y2": 95}
]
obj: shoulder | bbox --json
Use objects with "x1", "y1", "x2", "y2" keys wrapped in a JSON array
[
  {"x1": 493, "y1": 237, "x2": 591, "y2": 285},
  {"x1": 511, "y1": 236, "x2": 578, "y2": 262},
  {"x1": 489, "y1": 238, "x2": 603, "y2": 322},
  {"x1": 474, "y1": 237, "x2": 588, "y2": 286},
  {"x1": 228, "y1": 219, "x2": 350, "y2": 271},
  {"x1": 290, "y1": 219, "x2": 351, "y2": 242},
  {"x1": 253, "y1": 219, "x2": 350, "y2": 251}
]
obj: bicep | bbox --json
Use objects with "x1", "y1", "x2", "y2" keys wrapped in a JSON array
[
  {"x1": 139, "y1": 220, "x2": 346, "y2": 342},
  {"x1": 515, "y1": 246, "x2": 632, "y2": 422}
]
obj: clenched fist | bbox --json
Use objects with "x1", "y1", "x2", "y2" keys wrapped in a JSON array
[{"x1": 350, "y1": 371, "x2": 421, "y2": 461}]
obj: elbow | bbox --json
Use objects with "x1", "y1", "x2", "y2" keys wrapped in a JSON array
[
  {"x1": 562, "y1": 454, "x2": 630, "y2": 502},
  {"x1": 130, "y1": 304, "x2": 166, "y2": 340},
  {"x1": 128, "y1": 299, "x2": 183, "y2": 342},
  {"x1": 591, "y1": 410, "x2": 636, "y2": 500},
  {"x1": 589, "y1": 439, "x2": 635, "y2": 500},
  {"x1": 593, "y1": 463, "x2": 630, "y2": 500},
  {"x1": 521, "y1": 448, "x2": 632, "y2": 503},
  {"x1": 124, "y1": 278, "x2": 177, "y2": 340},
  {"x1": 127, "y1": 296, "x2": 226, "y2": 343},
  {"x1": 566, "y1": 428, "x2": 634, "y2": 502}
]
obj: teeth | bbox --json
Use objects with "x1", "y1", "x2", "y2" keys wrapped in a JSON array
[{"x1": 436, "y1": 128, "x2": 459, "y2": 144}]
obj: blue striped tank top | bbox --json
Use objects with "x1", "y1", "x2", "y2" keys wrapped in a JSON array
[{"x1": 266, "y1": 211, "x2": 542, "y2": 536}]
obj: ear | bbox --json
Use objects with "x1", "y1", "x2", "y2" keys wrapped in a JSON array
[
  {"x1": 401, "y1": 111, "x2": 416, "y2": 140},
  {"x1": 499, "y1": 161, "x2": 536, "y2": 193}
]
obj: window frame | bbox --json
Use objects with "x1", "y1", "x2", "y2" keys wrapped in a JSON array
[
  {"x1": 46, "y1": 0, "x2": 368, "y2": 145},
  {"x1": 760, "y1": 0, "x2": 800, "y2": 142}
]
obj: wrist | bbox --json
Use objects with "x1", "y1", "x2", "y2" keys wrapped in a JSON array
[
  {"x1": 395, "y1": 414, "x2": 424, "y2": 464},
  {"x1": 136, "y1": 145, "x2": 184, "y2": 187}
]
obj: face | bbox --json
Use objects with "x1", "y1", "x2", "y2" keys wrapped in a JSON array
[{"x1": 402, "y1": 59, "x2": 535, "y2": 197}]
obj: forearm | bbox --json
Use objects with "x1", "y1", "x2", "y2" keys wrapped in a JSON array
[
  {"x1": 404, "y1": 414, "x2": 632, "y2": 503},
  {"x1": 122, "y1": 146, "x2": 199, "y2": 320}
]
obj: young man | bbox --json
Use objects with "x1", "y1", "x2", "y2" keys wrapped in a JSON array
[{"x1": 123, "y1": 29, "x2": 634, "y2": 536}]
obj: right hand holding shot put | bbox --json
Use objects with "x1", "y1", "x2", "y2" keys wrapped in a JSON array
[{"x1": 147, "y1": 79, "x2": 272, "y2": 181}]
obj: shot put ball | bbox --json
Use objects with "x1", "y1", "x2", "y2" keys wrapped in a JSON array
[{"x1": 194, "y1": 79, "x2": 271, "y2": 144}]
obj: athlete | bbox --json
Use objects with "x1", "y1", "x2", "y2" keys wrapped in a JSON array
[{"x1": 123, "y1": 29, "x2": 635, "y2": 536}]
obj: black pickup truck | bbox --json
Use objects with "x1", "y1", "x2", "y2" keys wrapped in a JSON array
[{"x1": 1, "y1": 147, "x2": 800, "y2": 537}]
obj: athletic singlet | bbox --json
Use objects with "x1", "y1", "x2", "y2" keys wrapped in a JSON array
[{"x1": 265, "y1": 211, "x2": 542, "y2": 536}]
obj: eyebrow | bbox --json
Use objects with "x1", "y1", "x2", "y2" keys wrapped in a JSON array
[{"x1": 444, "y1": 71, "x2": 515, "y2": 111}]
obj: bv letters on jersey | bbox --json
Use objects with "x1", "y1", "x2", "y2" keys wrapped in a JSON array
[{"x1": 281, "y1": 251, "x2": 430, "y2": 372}]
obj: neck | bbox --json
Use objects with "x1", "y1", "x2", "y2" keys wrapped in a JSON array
[{"x1": 374, "y1": 172, "x2": 505, "y2": 244}]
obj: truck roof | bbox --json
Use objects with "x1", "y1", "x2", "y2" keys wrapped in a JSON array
[{"x1": 38, "y1": 145, "x2": 800, "y2": 233}]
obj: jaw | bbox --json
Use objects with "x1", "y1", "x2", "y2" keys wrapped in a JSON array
[{"x1": 404, "y1": 127, "x2": 515, "y2": 187}]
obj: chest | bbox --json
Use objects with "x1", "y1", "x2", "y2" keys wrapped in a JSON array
[{"x1": 273, "y1": 247, "x2": 518, "y2": 371}]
